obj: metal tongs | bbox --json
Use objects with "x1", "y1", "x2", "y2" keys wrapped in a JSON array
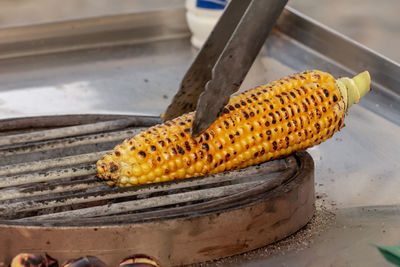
[{"x1": 164, "y1": 0, "x2": 288, "y2": 137}]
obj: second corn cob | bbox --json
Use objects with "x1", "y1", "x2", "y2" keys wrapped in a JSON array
[{"x1": 97, "y1": 70, "x2": 370, "y2": 187}]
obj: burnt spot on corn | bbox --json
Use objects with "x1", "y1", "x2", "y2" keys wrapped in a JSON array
[
  {"x1": 313, "y1": 73, "x2": 321, "y2": 80},
  {"x1": 223, "y1": 121, "x2": 229, "y2": 128},
  {"x1": 268, "y1": 112, "x2": 274, "y2": 120},
  {"x1": 207, "y1": 154, "x2": 213, "y2": 163},
  {"x1": 177, "y1": 146, "x2": 185, "y2": 155},
  {"x1": 299, "y1": 117, "x2": 304, "y2": 128},
  {"x1": 138, "y1": 151, "x2": 146, "y2": 158},
  {"x1": 171, "y1": 147, "x2": 177, "y2": 155},
  {"x1": 202, "y1": 143, "x2": 209, "y2": 151},
  {"x1": 277, "y1": 95, "x2": 284, "y2": 104},
  {"x1": 333, "y1": 94, "x2": 338, "y2": 102},
  {"x1": 150, "y1": 145, "x2": 156, "y2": 151},
  {"x1": 228, "y1": 105, "x2": 235, "y2": 111},
  {"x1": 209, "y1": 130, "x2": 215, "y2": 138},
  {"x1": 316, "y1": 109, "x2": 322, "y2": 119},
  {"x1": 275, "y1": 111, "x2": 282, "y2": 122},
  {"x1": 272, "y1": 141, "x2": 278, "y2": 150},
  {"x1": 184, "y1": 141, "x2": 191, "y2": 151},
  {"x1": 115, "y1": 151, "x2": 121, "y2": 157},
  {"x1": 235, "y1": 103, "x2": 240, "y2": 108},
  {"x1": 317, "y1": 92, "x2": 324, "y2": 102},
  {"x1": 281, "y1": 108, "x2": 289, "y2": 119},
  {"x1": 314, "y1": 123, "x2": 321, "y2": 132},
  {"x1": 109, "y1": 163, "x2": 118, "y2": 173},
  {"x1": 157, "y1": 156, "x2": 161, "y2": 162},
  {"x1": 223, "y1": 108, "x2": 229, "y2": 114},
  {"x1": 158, "y1": 140, "x2": 165, "y2": 147}
]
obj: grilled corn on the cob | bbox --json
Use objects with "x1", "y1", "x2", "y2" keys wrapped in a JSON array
[{"x1": 97, "y1": 70, "x2": 370, "y2": 187}]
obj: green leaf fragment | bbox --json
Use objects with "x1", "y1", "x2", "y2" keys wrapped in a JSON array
[{"x1": 370, "y1": 243, "x2": 400, "y2": 266}]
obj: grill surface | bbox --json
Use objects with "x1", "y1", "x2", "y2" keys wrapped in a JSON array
[
  {"x1": 0, "y1": 115, "x2": 303, "y2": 225},
  {"x1": 0, "y1": 114, "x2": 314, "y2": 265}
]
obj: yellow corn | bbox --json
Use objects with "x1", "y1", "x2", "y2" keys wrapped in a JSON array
[{"x1": 97, "y1": 70, "x2": 370, "y2": 187}]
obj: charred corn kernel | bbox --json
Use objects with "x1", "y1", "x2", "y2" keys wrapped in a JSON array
[{"x1": 97, "y1": 70, "x2": 371, "y2": 187}]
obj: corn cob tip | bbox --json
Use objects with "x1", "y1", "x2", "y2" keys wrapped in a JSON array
[
  {"x1": 337, "y1": 70, "x2": 371, "y2": 110},
  {"x1": 352, "y1": 71, "x2": 371, "y2": 98}
]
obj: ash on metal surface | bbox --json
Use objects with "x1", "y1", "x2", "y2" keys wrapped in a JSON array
[{"x1": 187, "y1": 204, "x2": 336, "y2": 267}]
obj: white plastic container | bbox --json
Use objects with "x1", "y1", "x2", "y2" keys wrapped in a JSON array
[{"x1": 185, "y1": 0, "x2": 228, "y2": 48}]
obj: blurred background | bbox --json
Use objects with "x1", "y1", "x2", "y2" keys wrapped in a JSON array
[{"x1": 0, "y1": 0, "x2": 398, "y2": 62}]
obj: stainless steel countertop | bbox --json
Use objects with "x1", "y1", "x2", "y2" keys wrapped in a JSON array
[{"x1": 0, "y1": 6, "x2": 398, "y2": 267}]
